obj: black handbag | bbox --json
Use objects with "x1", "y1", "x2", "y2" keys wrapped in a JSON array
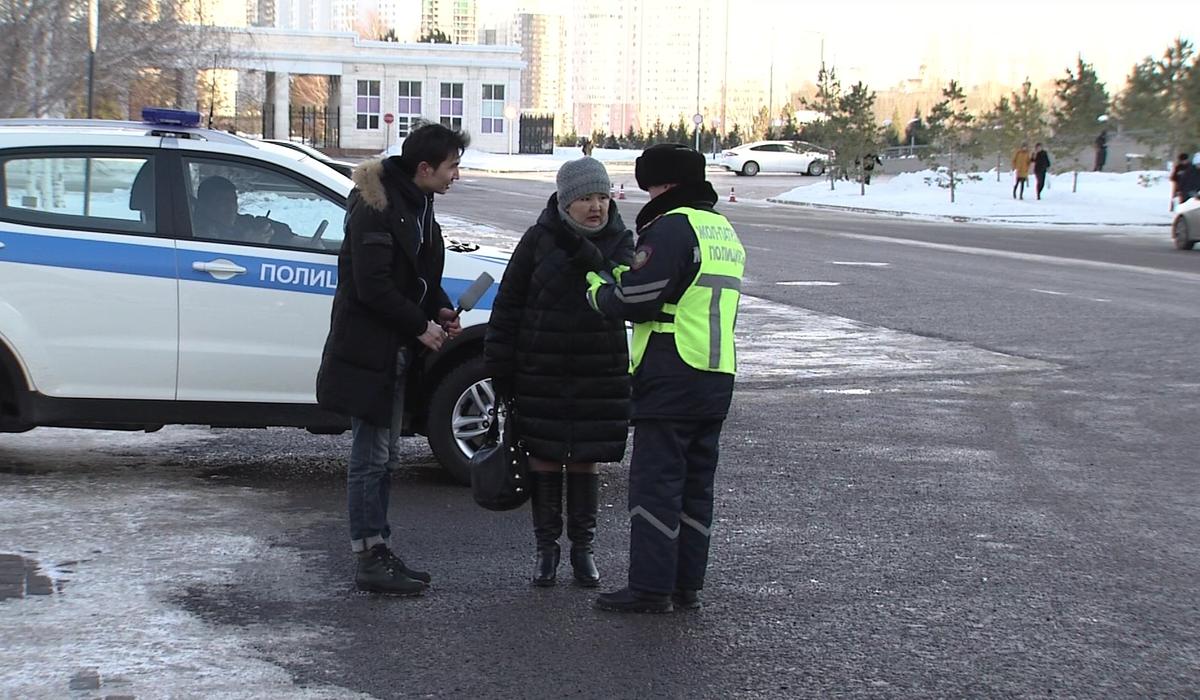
[{"x1": 470, "y1": 399, "x2": 531, "y2": 511}]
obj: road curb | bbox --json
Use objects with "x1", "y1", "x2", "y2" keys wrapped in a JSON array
[{"x1": 763, "y1": 198, "x2": 1169, "y2": 227}]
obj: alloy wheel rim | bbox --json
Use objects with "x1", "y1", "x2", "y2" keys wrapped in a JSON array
[{"x1": 452, "y1": 379, "x2": 495, "y2": 459}]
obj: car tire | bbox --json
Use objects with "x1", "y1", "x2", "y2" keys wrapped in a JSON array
[
  {"x1": 426, "y1": 354, "x2": 495, "y2": 485},
  {"x1": 1173, "y1": 216, "x2": 1195, "y2": 250},
  {"x1": 807, "y1": 160, "x2": 826, "y2": 177},
  {"x1": 741, "y1": 161, "x2": 760, "y2": 177}
]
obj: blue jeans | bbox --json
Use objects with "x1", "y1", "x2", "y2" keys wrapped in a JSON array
[{"x1": 347, "y1": 348, "x2": 408, "y2": 552}]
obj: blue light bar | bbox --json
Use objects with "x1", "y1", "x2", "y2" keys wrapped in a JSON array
[{"x1": 141, "y1": 107, "x2": 201, "y2": 128}]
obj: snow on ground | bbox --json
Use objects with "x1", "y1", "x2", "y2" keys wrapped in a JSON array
[
  {"x1": 772, "y1": 169, "x2": 1177, "y2": 227},
  {"x1": 0, "y1": 427, "x2": 366, "y2": 699}
]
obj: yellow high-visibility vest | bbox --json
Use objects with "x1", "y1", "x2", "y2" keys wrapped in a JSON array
[{"x1": 630, "y1": 207, "x2": 745, "y2": 374}]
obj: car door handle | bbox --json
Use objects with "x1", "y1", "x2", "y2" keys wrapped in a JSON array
[{"x1": 192, "y1": 259, "x2": 247, "y2": 280}]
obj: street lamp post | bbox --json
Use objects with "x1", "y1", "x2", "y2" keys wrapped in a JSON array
[
  {"x1": 86, "y1": 0, "x2": 98, "y2": 118},
  {"x1": 505, "y1": 105, "x2": 517, "y2": 155}
]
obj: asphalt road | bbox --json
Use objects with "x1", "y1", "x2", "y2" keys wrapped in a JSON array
[{"x1": 2, "y1": 171, "x2": 1199, "y2": 698}]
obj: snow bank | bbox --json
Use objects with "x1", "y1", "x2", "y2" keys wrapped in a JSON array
[{"x1": 771, "y1": 169, "x2": 1177, "y2": 226}]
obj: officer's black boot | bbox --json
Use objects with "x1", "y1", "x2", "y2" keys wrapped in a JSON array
[
  {"x1": 529, "y1": 470, "x2": 563, "y2": 587},
  {"x1": 566, "y1": 472, "x2": 601, "y2": 587}
]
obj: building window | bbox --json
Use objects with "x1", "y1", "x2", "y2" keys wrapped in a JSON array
[
  {"x1": 481, "y1": 84, "x2": 505, "y2": 134},
  {"x1": 396, "y1": 81, "x2": 422, "y2": 137},
  {"x1": 439, "y1": 82, "x2": 463, "y2": 131},
  {"x1": 356, "y1": 80, "x2": 380, "y2": 130}
]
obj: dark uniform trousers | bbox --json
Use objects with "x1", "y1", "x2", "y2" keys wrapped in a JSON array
[{"x1": 627, "y1": 418, "x2": 724, "y2": 594}]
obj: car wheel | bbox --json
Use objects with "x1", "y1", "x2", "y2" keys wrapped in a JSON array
[
  {"x1": 807, "y1": 160, "x2": 826, "y2": 177},
  {"x1": 426, "y1": 354, "x2": 495, "y2": 485},
  {"x1": 1173, "y1": 216, "x2": 1195, "y2": 250},
  {"x1": 741, "y1": 161, "x2": 760, "y2": 176}
]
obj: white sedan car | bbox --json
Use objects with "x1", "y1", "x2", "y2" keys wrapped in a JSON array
[
  {"x1": 719, "y1": 140, "x2": 830, "y2": 177},
  {"x1": 1172, "y1": 195, "x2": 1200, "y2": 250}
]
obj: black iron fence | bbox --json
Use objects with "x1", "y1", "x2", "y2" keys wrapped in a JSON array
[
  {"x1": 519, "y1": 114, "x2": 554, "y2": 154},
  {"x1": 260, "y1": 105, "x2": 341, "y2": 148}
]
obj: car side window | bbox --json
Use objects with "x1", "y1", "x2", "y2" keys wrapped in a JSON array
[
  {"x1": 0, "y1": 154, "x2": 156, "y2": 234},
  {"x1": 182, "y1": 157, "x2": 344, "y2": 252},
  {"x1": 750, "y1": 145, "x2": 778, "y2": 152}
]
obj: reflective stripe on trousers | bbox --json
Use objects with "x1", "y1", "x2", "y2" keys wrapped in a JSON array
[{"x1": 627, "y1": 418, "x2": 723, "y2": 594}]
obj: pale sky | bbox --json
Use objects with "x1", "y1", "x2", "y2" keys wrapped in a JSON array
[{"x1": 483, "y1": 0, "x2": 1193, "y2": 92}]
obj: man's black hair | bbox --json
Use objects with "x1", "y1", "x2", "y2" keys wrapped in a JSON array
[{"x1": 400, "y1": 121, "x2": 470, "y2": 170}]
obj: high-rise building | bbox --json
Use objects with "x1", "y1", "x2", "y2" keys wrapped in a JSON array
[
  {"x1": 517, "y1": 12, "x2": 568, "y2": 130},
  {"x1": 421, "y1": 0, "x2": 476, "y2": 44},
  {"x1": 570, "y1": 0, "x2": 725, "y2": 139}
]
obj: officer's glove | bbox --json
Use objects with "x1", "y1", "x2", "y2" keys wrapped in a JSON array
[{"x1": 585, "y1": 270, "x2": 612, "y2": 313}]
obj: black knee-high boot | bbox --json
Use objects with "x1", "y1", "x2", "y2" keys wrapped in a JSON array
[
  {"x1": 529, "y1": 470, "x2": 563, "y2": 586},
  {"x1": 566, "y1": 472, "x2": 601, "y2": 587}
]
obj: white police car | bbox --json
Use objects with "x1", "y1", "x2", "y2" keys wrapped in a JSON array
[{"x1": 0, "y1": 108, "x2": 505, "y2": 483}]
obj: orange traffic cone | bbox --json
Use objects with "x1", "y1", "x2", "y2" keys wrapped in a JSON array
[
  {"x1": 728, "y1": 186, "x2": 738, "y2": 203},
  {"x1": 617, "y1": 183, "x2": 626, "y2": 200}
]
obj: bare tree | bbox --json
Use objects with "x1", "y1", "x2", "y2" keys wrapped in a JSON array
[{"x1": 0, "y1": 0, "x2": 219, "y2": 118}]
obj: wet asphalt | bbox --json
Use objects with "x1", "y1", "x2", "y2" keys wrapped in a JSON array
[{"x1": 3, "y1": 173, "x2": 1200, "y2": 697}]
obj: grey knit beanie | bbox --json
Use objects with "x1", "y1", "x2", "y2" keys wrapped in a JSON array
[{"x1": 556, "y1": 157, "x2": 611, "y2": 208}]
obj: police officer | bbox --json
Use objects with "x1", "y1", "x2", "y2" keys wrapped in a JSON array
[{"x1": 584, "y1": 143, "x2": 745, "y2": 613}]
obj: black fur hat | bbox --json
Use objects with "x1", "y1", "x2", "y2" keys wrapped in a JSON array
[{"x1": 635, "y1": 143, "x2": 706, "y2": 191}]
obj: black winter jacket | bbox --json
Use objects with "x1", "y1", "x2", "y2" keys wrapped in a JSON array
[
  {"x1": 316, "y1": 157, "x2": 452, "y2": 427},
  {"x1": 484, "y1": 195, "x2": 635, "y2": 463}
]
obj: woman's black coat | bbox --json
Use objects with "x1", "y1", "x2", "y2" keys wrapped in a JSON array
[{"x1": 484, "y1": 195, "x2": 635, "y2": 463}]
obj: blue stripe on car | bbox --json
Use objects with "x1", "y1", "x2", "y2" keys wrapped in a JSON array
[
  {"x1": 0, "y1": 230, "x2": 495, "y2": 308},
  {"x1": 0, "y1": 230, "x2": 175, "y2": 279}
]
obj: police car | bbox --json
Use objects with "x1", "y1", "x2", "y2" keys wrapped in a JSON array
[{"x1": 0, "y1": 108, "x2": 506, "y2": 483}]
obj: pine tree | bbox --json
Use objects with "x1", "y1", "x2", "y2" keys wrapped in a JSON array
[
  {"x1": 1052, "y1": 56, "x2": 1110, "y2": 191},
  {"x1": 904, "y1": 109, "x2": 929, "y2": 148},
  {"x1": 751, "y1": 105, "x2": 771, "y2": 141},
  {"x1": 925, "y1": 80, "x2": 979, "y2": 202},
  {"x1": 650, "y1": 120, "x2": 666, "y2": 144},
  {"x1": 980, "y1": 95, "x2": 1018, "y2": 181},
  {"x1": 885, "y1": 107, "x2": 903, "y2": 147},
  {"x1": 780, "y1": 102, "x2": 800, "y2": 139},
  {"x1": 838, "y1": 82, "x2": 882, "y2": 195},
  {"x1": 801, "y1": 64, "x2": 845, "y2": 188},
  {"x1": 1011, "y1": 79, "x2": 1048, "y2": 145},
  {"x1": 727, "y1": 124, "x2": 743, "y2": 147},
  {"x1": 1118, "y1": 39, "x2": 1198, "y2": 160}
]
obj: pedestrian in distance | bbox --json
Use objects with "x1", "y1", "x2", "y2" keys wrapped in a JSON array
[
  {"x1": 484, "y1": 157, "x2": 635, "y2": 588},
  {"x1": 1094, "y1": 130, "x2": 1108, "y2": 172},
  {"x1": 315, "y1": 122, "x2": 469, "y2": 596},
  {"x1": 1033, "y1": 143, "x2": 1051, "y2": 200},
  {"x1": 1171, "y1": 152, "x2": 1198, "y2": 209},
  {"x1": 586, "y1": 144, "x2": 746, "y2": 614},
  {"x1": 859, "y1": 153, "x2": 883, "y2": 185},
  {"x1": 1012, "y1": 143, "x2": 1032, "y2": 199}
]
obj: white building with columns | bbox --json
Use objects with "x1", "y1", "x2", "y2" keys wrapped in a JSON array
[{"x1": 208, "y1": 27, "x2": 522, "y2": 153}]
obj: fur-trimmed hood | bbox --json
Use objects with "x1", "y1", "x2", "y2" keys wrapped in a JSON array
[{"x1": 351, "y1": 158, "x2": 389, "y2": 211}]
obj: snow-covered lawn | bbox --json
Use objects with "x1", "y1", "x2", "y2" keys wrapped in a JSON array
[{"x1": 771, "y1": 170, "x2": 1178, "y2": 226}]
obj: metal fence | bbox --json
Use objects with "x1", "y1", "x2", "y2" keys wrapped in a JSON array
[
  {"x1": 259, "y1": 105, "x2": 341, "y2": 149},
  {"x1": 519, "y1": 114, "x2": 555, "y2": 154}
]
